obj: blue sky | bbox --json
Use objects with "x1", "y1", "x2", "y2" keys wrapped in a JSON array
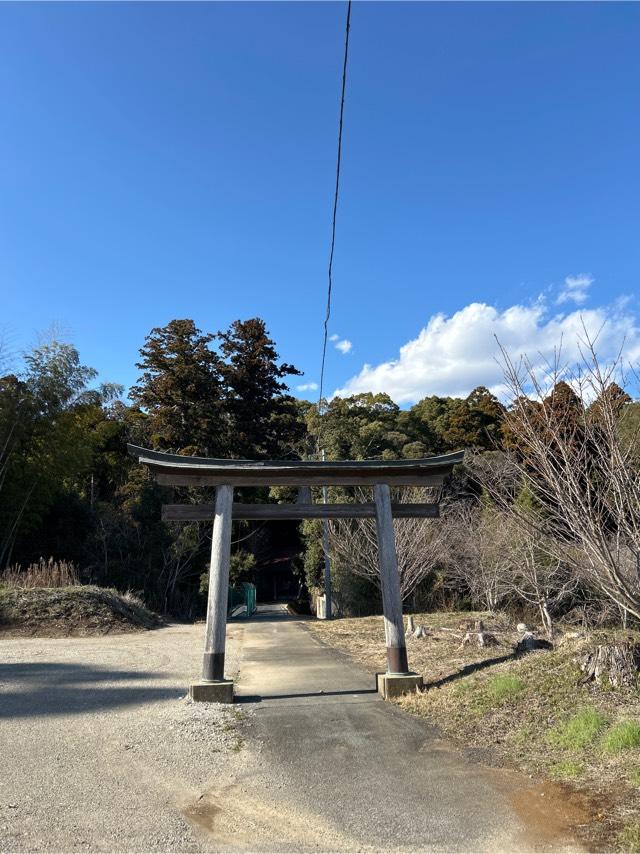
[{"x1": 2, "y1": 2, "x2": 639, "y2": 403}]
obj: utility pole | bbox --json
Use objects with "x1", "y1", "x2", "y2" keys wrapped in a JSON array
[{"x1": 321, "y1": 450, "x2": 332, "y2": 619}]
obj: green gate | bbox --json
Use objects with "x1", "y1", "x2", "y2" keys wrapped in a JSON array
[{"x1": 227, "y1": 582, "x2": 256, "y2": 618}]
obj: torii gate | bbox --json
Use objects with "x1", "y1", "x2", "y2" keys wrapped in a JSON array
[{"x1": 128, "y1": 445, "x2": 463, "y2": 702}]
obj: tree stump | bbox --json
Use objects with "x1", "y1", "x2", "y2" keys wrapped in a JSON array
[
  {"x1": 459, "y1": 620, "x2": 499, "y2": 650},
  {"x1": 578, "y1": 641, "x2": 640, "y2": 689}
]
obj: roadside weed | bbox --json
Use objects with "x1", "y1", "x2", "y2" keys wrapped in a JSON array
[
  {"x1": 486, "y1": 675, "x2": 526, "y2": 702},
  {"x1": 452, "y1": 680, "x2": 475, "y2": 696},
  {"x1": 509, "y1": 726, "x2": 533, "y2": 746},
  {"x1": 548, "y1": 708, "x2": 608, "y2": 750},
  {"x1": 549, "y1": 760, "x2": 583, "y2": 780},
  {"x1": 602, "y1": 721, "x2": 640, "y2": 754}
]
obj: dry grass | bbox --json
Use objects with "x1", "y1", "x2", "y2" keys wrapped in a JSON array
[
  {"x1": 1, "y1": 557, "x2": 79, "y2": 589},
  {"x1": 617, "y1": 821, "x2": 640, "y2": 853},
  {"x1": 0, "y1": 558, "x2": 162, "y2": 637},
  {"x1": 308, "y1": 611, "x2": 640, "y2": 850},
  {"x1": 310, "y1": 610, "x2": 515, "y2": 683}
]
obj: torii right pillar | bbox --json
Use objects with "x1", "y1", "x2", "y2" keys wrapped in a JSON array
[{"x1": 374, "y1": 484, "x2": 424, "y2": 699}]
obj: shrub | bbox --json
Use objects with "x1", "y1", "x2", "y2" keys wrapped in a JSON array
[
  {"x1": 486, "y1": 675, "x2": 526, "y2": 702},
  {"x1": 548, "y1": 708, "x2": 608, "y2": 750},
  {"x1": 602, "y1": 721, "x2": 640, "y2": 754}
]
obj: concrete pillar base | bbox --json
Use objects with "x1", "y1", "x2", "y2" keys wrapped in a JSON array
[
  {"x1": 376, "y1": 672, "x2": 423, "y2": 700},
  {"x1": 189, "y1": 680, "x2": 234, "y2": 704}
]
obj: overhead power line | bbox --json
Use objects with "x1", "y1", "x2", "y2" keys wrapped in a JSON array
[{"x1": 317, "y1": 0, "x2": 352, "y2": 443}]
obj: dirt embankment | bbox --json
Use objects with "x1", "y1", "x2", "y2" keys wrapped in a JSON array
[{"x1": 0, "y1": 585, "x2": 163, "y2": 637}]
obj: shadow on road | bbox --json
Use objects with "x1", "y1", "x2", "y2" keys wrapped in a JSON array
[
  {"x1": 235, "y1": 687, "x2": 378, "y2": 703},
  {"x1": 0, "y1": 662, "x2": 180, "y2": 718},
  {"x1": 232, "y1": 603, "x2": 310, "y2": 624}
]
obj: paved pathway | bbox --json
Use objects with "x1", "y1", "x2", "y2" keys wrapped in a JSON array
[{"x1": 208, "y1": 605, "x2": 586, "y2": 853}]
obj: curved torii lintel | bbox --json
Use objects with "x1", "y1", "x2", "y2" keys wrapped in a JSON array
[{"x1": 127, "y1": 444, "x2": 464, "y2": 487}]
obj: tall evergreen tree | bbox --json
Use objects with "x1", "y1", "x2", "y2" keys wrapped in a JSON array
[
  {"x1": 130, "y1": 319, "x2": 224, "y2": 455},
  {"x1": 218, "y1": 318, "x2": 303, "y2": 458},
  {"x1": 442, "y1": 387, "x2": 505, "y2": 450},
  {"x1": 306, "y1": 393, "x2": 401, "y2": 460},
  {"x1": 588, "y1": 382, "x2": 632, "y2": 424}
]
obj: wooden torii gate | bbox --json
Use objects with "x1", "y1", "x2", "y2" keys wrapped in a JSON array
[{"x1": 128, "y1": 445, "x2": 463, "y2": 702}]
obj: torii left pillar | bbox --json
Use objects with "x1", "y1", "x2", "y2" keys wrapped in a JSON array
[{"x1": 190, "y1": 484, "x2": 235, "y2": 703}]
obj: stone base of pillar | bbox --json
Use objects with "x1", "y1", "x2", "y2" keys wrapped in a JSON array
[
  {"x1": 376, "y1": 672, "x2": 423, "y2": 700},
  {"x1": 189, "y1": 680, "x2": 234, "y2": 704}
]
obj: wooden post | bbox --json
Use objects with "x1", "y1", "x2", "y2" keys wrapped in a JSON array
[
  {"x1": 321, "y1": 488, "x2": 333, "y2": 620},
  {"x1": 374, "y1": 483, "x2": 409, "y2": 674},
  {"x1": 297, "y1": 486, "x2": 312, "y2": 504},
  {"x1": 202, "y1": 484, "x2": 233, "y2": 681}
]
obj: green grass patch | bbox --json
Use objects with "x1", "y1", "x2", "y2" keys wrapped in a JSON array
[
  {"x1": 617, "y1": 822, "x2": 640, "y2": 852},
  {"x1": 486, "y1": 675, "x2": 526, "y2": 702},
  {"x1": 548, "y1": 707, "x2": 608, "y2": 750},
  {"x1": 549, "y1": 759, "x2": 584, "y2": 780},
  {"x1": 602, "y1": 721, "x2": 640, "y2": 754}
]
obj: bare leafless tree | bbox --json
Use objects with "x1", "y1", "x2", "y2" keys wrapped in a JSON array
[
  {"x1": 475, "y1": 334, "x2": 640, "y2": 620},
  {"x1": 440, "y1": 497, "x2": 582, "y2": 631},
  {"x1": 506, "y1": 521, "x2": 579, "y2": 637},
  {"x1": 441, "y1": 502, "x2": 514, "y2": 611},
  {"x1": 328, "y1": 487, "x2": 446, "y2": 602}
]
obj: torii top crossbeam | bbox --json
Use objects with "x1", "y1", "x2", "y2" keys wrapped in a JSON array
[{"x1": 127, "y1": 444, "x2": 464, "y2": 487}]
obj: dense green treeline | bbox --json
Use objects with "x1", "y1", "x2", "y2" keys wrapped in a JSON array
[{"x1": 0, "y1": 316, "x2": 507, "y2": 616}]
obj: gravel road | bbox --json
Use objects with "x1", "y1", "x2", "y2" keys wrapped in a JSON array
[{"x1": 0, "y1": 624, "x2": 246, "y2": 852}]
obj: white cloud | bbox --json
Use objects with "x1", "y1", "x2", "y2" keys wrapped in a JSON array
[
  {"x1": 334, "y1": 297, "x2": 640, "y2": 404},
  {"x1": 297, "y1": 381, "x2": 319, "y2": 392},
  {"x1": 328, "y1": 333, "x2": 352, "y2": 354},
  {"x1": 557, "y1": 273, "x2": 593, "y2": 305}
]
